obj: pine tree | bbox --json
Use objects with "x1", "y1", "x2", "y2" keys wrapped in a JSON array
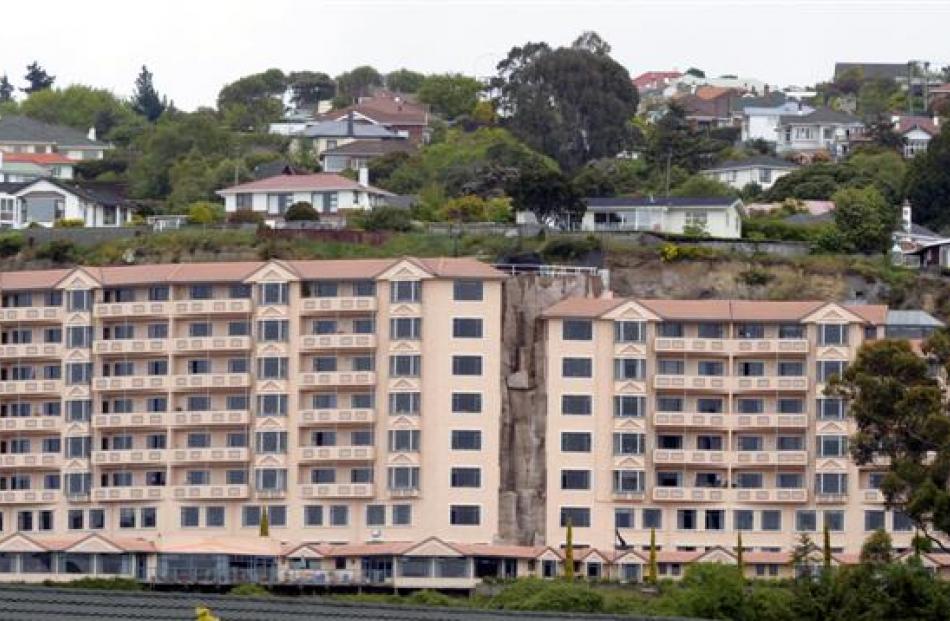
[
  {"x1": 736, "y1": 530, "x2": 744, "y2": 578},
  {"x1": 131, "y1": 65, "x2": 166, "y2": 122},
  {"x1": 0, "y1": 75, "x2": 13, "y2": 103},
  {"x1": 823, "y1": 522, "x2": 832, "y2": 570},
  {"x1": 259, "y1": 506, "x2": 269, "y2": 537},
  {"x1": 647, "y1": 527, "x2": 658, "y2": 584},
  {"x1": 22, "y1": 62, "x2": 54, "y2": 93},
  {"x1": 563, "y1": 518, "x2": 574, "y2": 581}
]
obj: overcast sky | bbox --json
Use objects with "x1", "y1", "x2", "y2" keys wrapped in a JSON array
[{"x1": 2, "y1": 0, "x2": 949, "y2": 110}]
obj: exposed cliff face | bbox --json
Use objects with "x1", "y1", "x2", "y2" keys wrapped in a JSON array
[{"x1": 498, "y1": 273, "x2": 603, "y2": 545}]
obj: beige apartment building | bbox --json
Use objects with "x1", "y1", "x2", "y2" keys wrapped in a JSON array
[{"x1": 542, "y1": 297, "x2": 945, "y2": 580}]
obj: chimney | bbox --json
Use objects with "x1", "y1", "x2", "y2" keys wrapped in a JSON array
[
  {"x1": 934, "y1": 115, "x2": 940, "y2": 127},
  {"x1": 87, "y1": 126, "x2": 96, "y2": 141},
  {"x1": 358, "y1": 166, "x2": 369, "y2": 187},
  {"x1": 346, "y1": 111, "x2": 354, "y2": 137},
  {"x1": 902, "y1": 199, "x2": 913, "y2": 234}
]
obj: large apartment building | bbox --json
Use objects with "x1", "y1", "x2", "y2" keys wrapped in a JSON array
[{"x1": 542, "y1": 297, "x2": 945, "y2": 579}]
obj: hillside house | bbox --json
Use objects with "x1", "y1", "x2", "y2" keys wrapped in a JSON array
[
  {"x1": 581, "y1": 196, "x2": 745, "y2": 238},
  {"x1": 701, "y1": 156, "x2": 798, "y2": 191},
  {"x1": 0, "y1": 115, "x2": 110, "y2": 161}
]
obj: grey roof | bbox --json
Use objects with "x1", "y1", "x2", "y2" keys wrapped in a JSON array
[
  {"x1": 834, "y1": 62, "x2": 909, "y2": 82},
  {"x1": 300, "y1": 120, "x2": 402, "y2": 139},
  {"x1": 10, "y1": 178, "x2": 128, "y2": 206},
  {"x1": 886, "y1": 310, "x2": 945, "y2": 327},
  {"x1": 0, "y1": 114, "x2": 107, "y2": 147},
  {"x1": 322, "y1": 139, "x2": 416, "y2": 158},
  {"x1": 779, "y1": 108, "x2": 862, "y2": 126},
  {"x1": 0, "y1": 181, "x2": 29, "y2": 195},
  {"x1": 585, "y1": 196, "x2": 740, "y2": 208},
  {"x1": 729, "y1": 92, "x2": 786, "y2": 112},
  {"x1": 0, "y1": 584, "x2": 698, "y2": 621},
  {"x1": 703, "y1": 156, "x2": 798, "y2": 172}
]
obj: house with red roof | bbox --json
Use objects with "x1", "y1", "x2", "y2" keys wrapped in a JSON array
[
  {"x1": 893, "y1": 115, "x2": 941, "y2": 158},
  {"x1": 631, "y1": 70, "x2": 683, "y2": 93},
  {"x1": 0, "y1": 151, "x2": 76, "y2": 182}
]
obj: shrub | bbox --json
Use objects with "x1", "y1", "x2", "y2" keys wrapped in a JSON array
[
  {"x1": 0, "y1": 232, "x2": 24, "y2": 257},
  {"x1": 54, "y1": 218, "x2": 85, "y2": 228},
  {"x1": 284, "y1": 201, "x2": 319, "y2": 221},
  {"x1": 539, "y1": 236, "x2": 601, "y2": 262},
  {"x1": 738, "y1": 267, "x2": 774, "y2": 287},
  {"x1": 406, "y1": 590, "x2": 456, "y2": 607},
  {"x1": 187, "y1": 201, "x2": 224, "y2": 225},
  {"x1": 36, "y1": 239, "x2": 79, "y2": 264},
  {"x1": 227, "y1": 209, "x2": 265, "y2": 225},
  {"x1": 355, "y1": 206, "x2": 413, "y2": 232},
  {"x1": 54, "y1": 577, "x2": 142, "y2": 591},
  {"x1": 229, "y1": 583, "x2": 271, "y2": 597},
  {"x1": 491, "y1": 579, "x2": 605, "y2": 613}
]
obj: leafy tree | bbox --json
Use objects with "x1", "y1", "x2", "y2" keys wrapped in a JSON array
[
  {"x1": 646, "y1": 102, "x2": 731, "y2": 174},
  {"x1": 417, "y1": 73, "x2": 482, "y2": 120},
  {"x1": 217, "y1": 68, "x2": 286, "y2": 131},
  {"x1": 830, "y1": 186, "x2": 896, "y2": 254},
  {"x1": 20, "y1": 85, "x2": 137, "y2": 138},
  {"x1": 736, "y1": 531, "x2": 744, "y2": 578},
  {"x1": 827, "y1": 337, "x2": 950, "y2": 551},
  {"x1": 287, "y1": 71, "x2": 335, "y2": 108},
  {"x1": 857, "y1": 78, "x2": 900, "y2": 119},
  {"x1": 131, "y1": 65, "x2": 166, "y2": 122},
  {"x1": 905, "y1": 128, "x2": 950, "y2": 231},
  {"x1": 186, "y1": 202, "x2": 224, "y2": 225},
  {"x1": 0, "y1": 75, "x2": 13, "y2": 103},
  {"x1": 866, "y1": 115, "x2": 904, "y2": 151},
  {"x1": 685, "y1": 67, "x2": 705, "y2": 78},
  {"x1": 563, "y1": 519, "x2": 574, "y2": 581},
  {"x1": 507, "y1": 165, "x2": 581, "y2": 227},
  {"x1": 823, "y1": 523, "x2": 832, "y2": 570},
  {"x1": 334, "y1": 66, "x2": 383, "y2": 107},
  {"x1": 647, "y1": 527, "x2": 658, "y2": 584},
  {"x1": 284, "y1": 201, "x2": 319, "y2": 221},
  {"x1": 671, "y1": 175, "x2": 738, "y2": 198},
  {"x1": 571, "y1": 158, "x2": 647, "y2": 197},
  {"x1": 385, "y1": 68, "x2": 425, "y2": 94},
  {"x1": 860, "y1": 530, "x2": 894, "y2": 565},
  {"x1": 492, "y1": 33, "x2": 638, "y2": 171},
  {"x1": 22, "y1": 61, "x2": 54, "y2": 93},
  {"x1": 355, "y1": 206, "x2": 412, "y2": 232},
  {"x1": 571, "y1": 31, "x2": 611, "y2": 56},
  {"x1": 437, "y1": 195, "x2": 510, "y2": 223},
  {"x1": 259, "y1": 506, "x2": 269, "y2": 537},
  {"x1": 674, "y1": 564, "x2": 745, "y2": 621}
]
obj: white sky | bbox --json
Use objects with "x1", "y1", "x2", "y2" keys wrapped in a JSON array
[{"x1": 2, "y1": 0, "x2": 949, "y2": 110}]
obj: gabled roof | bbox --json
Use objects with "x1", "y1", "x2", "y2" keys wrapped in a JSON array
[
  {"x1": 584, "y1": 196, "x2": 741, "y2": 209},
  {"x1": 318, "y1": 93, "x2": 429, "y2": 126},
  {"x1": 299, "y1": 120, "x2": 403, "y2": 139},
  {"x1": 215, "y1": 173, "x2": 391, "y2": 196},
  {"x1": 779, "y1": 108, "x2": 863, "y2": 126},
  {"x1": 1, "y1": 152, "x2": 75, "y2": 165},
  {"x1": 321, "y1": 139, "x2": 416, "y2": 158},
  {"x1": 896, "y1": 116, "x2": 940, "y2": 136},
  {"x1": 703, "y1": 156, "x2": 798, "y2": 172},
  {"x1": 0, "y1": 114, "x2": 106, "y2": 147},
  {"x1": 631, "y1": 71, "x2": 683, "y2": 89}
]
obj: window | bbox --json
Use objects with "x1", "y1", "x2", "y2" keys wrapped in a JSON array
[
  {"x1": 366, "y1": 505, "x2": 385, "y2": 527},
  {"x1": 643, "y1": 508, "x2": 662, "y2": 529},
  {"x1": 451, "y1": 467, "x2": 482, "y2": 488},
  {"x1": 390, "y1": 281, "x2": 421, "y2": 303},
  {"x1": 657, "y1": 435, "x2": 683, "y2": 449},
  {"x1": 561, "y1": 395, "x2": 592, "y2": 416},
  {"x1": 256, "y1": 469, "x2": 288, "y2": 492},
  {"x1": 815, "y1": 360, "x2": 845, "y2": 380},
  {"x1": 389, "y1": 392, "x2": 421, "y2": 415},
  {"x1": 736, "y1": 435, "x2": 762, "y2": 451},
  {"x1": 614, "y1": 358, "x2": 645, "y2": 380},
  {"x1": 818, "y1": 435, "x2": 848, "y2": 457},
  {"x1": 187, "y1": 433, "x2": 210, "y2": 449},
  {"x1": 450, "y1": 505, "x2": 481, "y2": 525},
  {"x1": 180, "y1": 507, "x2": 200, "y2": 528},
  {"x1": 737, "y1": 361, "x2": 765, "y2": 377},
  {"x1": 705, "y1": 510, "x2": 725, "y2": 531},
  {"x1": 560, "y1": 432, "x2": 591, "y2": 452},
  {"x1": 864, "y1": 510, "x2": 885, "y2": 532},
  {"x1": 778, "y1": 324, "x2": 804, "y2": 339},
  {"x1": 392, "y1": 504, "x2": 412, "y2": 526},
  {"x1": 658, "y1": 322, "x2": 683, "y2": 337},
  {"x1": 893, "y1": 511, "x2": 913, "y2": 532},
  {"x1": 816, "y1": 473, "x2": 848, "y2": 495},
  {"x1": 451, "y1": 430, "x2": 482, "y2": 450},
  {"x1": 257, "y1": 395, "x2": 288, "y2": 416},
  {"x1": 615, "y1": 508, "x2": 634, "y2": 529},
  {"x1": 452, "y1": 318, "x2": 483, "y2": 338},
  {"x1": 777, "y1": 436, "x2": 804, "y2": 451},
  {"x1": 735, "y1": 472, "x2": 763, "y2": 489},
  {"x1": 119, "y1": 508, "x2": 136, "y2": 529},
  {"x1": 819, "y1": 324, "x2": 848, "y2": 346},
  {"x1": 777, "y1": 473, "x2": 804, "y2": 488},
  {"x1": 67, "y1": 290, "x2": 91, "y2": 311},
  {"x1": 697, "y1": 323, "x2": 724, "y2": 338},
  {"x1": 66, "y1": 326, "x2": 93, "y2": 348},
  {"x1": 388, "y1": 430, "x2": 421, "y2": 452},
  {"x1": 656, "y1": 397, "x2": 683, "y2": 412},
  {"x1": 613, "y1": 433, "x2": 645, "y2": 455},
  {"x1": 387, "y1": 466, "x2": 420, "y2": 490},
  {"x1": 796, "y1": 510, "x2": 817, "y2": 531},
  {"x1": 255, "y1": 431, "x2": 288, "y2": 454},
  {"x1": 734, "y1": 510, "x2": 754, "y2": 531},
  {"x1": 761, "y1": 510, "x2": 781, "y2": 531},
  {"x1": 259, "y1": 283, "x2": 288, "y2": 305},
  {"x1": 677, "y1": 509, "x2": 697, "y2": 530},
  {"x1": 697, "y1": 398, "x2": 723, "y2": 413},
  {"x1": 312, "y1": 356, "x2": 337, "y2": 372},
  {"x1": 257, "y1": 357, "x2": 288, "y2": 379},
  {"x1": 560, "y1": 507, "x2": 590, "y2": 527},
  {"x1": 189, "y1": 322, "x2": 211, "y2": 338},
  {"x1": 696, "y1": 435, "x2": 723, "y2": 451},
  {"x1": 560, "y1": 469, "x2": 593, "y2": 491},
  {"x1": 562, "y1": 357, "x2": 592, "y2": 378},
  {"x1": 824, "y1": 510, "x2": 845, "y2": 532},
  {"x1": 697, "y1": 360, "x2": 723, "y2": 376},
  {"x1": 453, "y1": 280, "x2": 483, "y2": 301},
  {"x1": 257, "y1": 320, "x2": 289, "y2": 342},
  {"x1": 615, "y1": 321, "x2": 645, "y2": 343},
  {"x1": 657, "y1": 359, "x2": 684, "y2": 375},
  {"x1": 452, "y1": 355, "x2": 482, "y2": 376},
  {"x1": 735, "y1": 323, "x2": 764, "y2": 339},
  {"x1": 451, "y1": 392, "x2": 481, "y2": 414},
  {"x1": 778, "y1": 398, "x2": 803, "y2": 414},
  {"x1": 613, "y1": 470, "x2": 644, "y2": 493},
  {"x1": 389, "y1": 355, "x2": 421, "y2": 377},
  {"x1": 818, "y1": 398, "x2": 846, "y2": 420},
  {"x1": 562, "y1": 320, "x2": 593, "y2": 341},
  {"x1": 304, "y1": 505, "x2": 324, "y2": 526},
  {"x1": 228, "y1": 321, "x2": 250, "y2": 337},
  {"x1": 391, "y1": 317, "x2": 422, "y2": 340},
  {"x1": 778, "y1": 361, "x2": 804, "y2": 377},
  {"x1": 614, "y1": 396, "x2": 644, "y2": 418}
]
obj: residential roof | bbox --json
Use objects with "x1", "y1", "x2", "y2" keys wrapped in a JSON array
[
  {"x1": 730, "y1": 92, "x2": 787, "y2": 112},
  {"x1": 0, "y1": 115, "x2": 107, "y2": 147},
  {"x1": 0, "y1": 152, "x2": 75, "y2": 165},
  {"x1": 299, "y1": 120, "x2": 403, "y2": 139},
  {"x1": 8, "y1": 178, "x2": 129, "y2": 207},
  {"x1": 779, "y1": 107, "x2": 862, "y2": 126},
  {"x1": 321, "y1": 139, "x2": 416, "y2": 158},
  {"x1": 896, "y1": 115, "x2": 940, "y2": 136},
  {"x1": 703, "y1": 156, "x2": 798, "y2": 172},
  {"x1": 834, "y1": 62, "x2": 909, "y2": 82},
  {"x1": 318, "y1": 93, "x2": 429, "y2": 126},
  {"x1": 886, "y1": 309, "x2": 945, "y2": 327},
  {"x1": 631, "y1": 71, "x2": 683, "y2": 89},
  {"x1": 584, "y1": 196, "x2": 741, "y2": 209},
  {"x1": 215, "y1": 173, "x2": 391, "y2": 196},
  {"x1": 0, "y1": 181, "x2": 28, "y2": 195}
]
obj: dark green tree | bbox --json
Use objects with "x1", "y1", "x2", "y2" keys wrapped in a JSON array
[
  {"x1": 571, "y1": 31, "x2": 611, "y2": 56},
  {"x1": 217, "y1": 68, "x2": 286, "y2": 131},
  {"x1": 284, "y1": 201, "x2": 319, "y2": 221},
  {"x1": 646, "y1": 102, "x2": 730, "y2": 174},
  {"x1": 385, "y1": 68, "x2": 426, "y2": 94},
  {"x1": 22, "y1": 62, "x2": 54, "y2": 93},
  {"x1": 492, "y1": 33, "x2": 638, "y2": 171},
  {"x1": 0, "y1": 75, "x2": 13, "y2": 103},
  {"x1": 830, "y1": 186, "x2": 896, "y2": 254},
  {"x1": 131, "y1": 65, "x2": 166, "y2": 122},
  {"x1": 334, "y1": 66, "x2": 383, "y2": 107},
  {"x1": 417, "y1": 74, "x2": 483, "y2": 119},
  {"x1": 287, "y1": 71, "x2": 335, "y2": 108},
  {"x1": 905, "y1": 129, "x2": 950, "y2": 231},
  {"x1": 685, "y1": 67, "x2": 705, "y2": 78}
]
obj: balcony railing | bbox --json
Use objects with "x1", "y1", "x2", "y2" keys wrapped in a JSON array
[
  {"x1": 0, "y1": 343, "x2": 64, "y2": 359},
  {"x1": 299, "y1": 372, "x2": 376, "y2": 387},
  {"x1": 93, "y1": 376, "x2": 168, "y2": 392},
  {"x1": 732, "y1": 414, "x2": 808, "y2": 429},
  {"x1": 300, "y1": 296, "x2": 377, "y2": 315},
  {"x1": 0, "y1": 490, "x2": 60, "y2": 504},
  {"x1": 91, "y1": 449, "x2": 167, "y2": 465},
  {"x1": 652, "y1": 449, "x2": 727, "y2": 465},
  {"x1": 299, "y1": 408, "x2": 375, "y2": 425},
  {"x1": 0, "y1": 380, "x2": 64, "y2": 396},
  {"x1": 91, "y1": 486, "x2": 164, "y2": 502},
  {"x1": 299, "y1": 483, "x2": 375, "y2": 499},
  {"x1": 299, "y1": 334, "x2": 377, "y2": 351},
  {"x1": 0, "y1": 416, "x2": 63, "y2": 433},
  {"x1": 732, "y1": 450, "x2": 808, "y2": 467},
  {"x1": 732, "y1": 376, "x2": 809, "y2": 392},
  {"x1": 0, "y1": 307, "x2": 64, "y2": 323},
  {"x1": 170, "y1": 448, "x2": 250, "y2": 464},
  {"x1": 733, "y1": 488, "x2": 808, "y2": 503},
  {"x1": 297, "y1": 446, "x2": 376, "y2": 462},
  {"x1": 172, "y1": 484, "x2": 250, "y2": 500},
  {"x1": 171, "y1": 410, "x2": 250, "y2": 426},
  {"x1": 861, "y1": 489, "x2": 886, "y2": 503},
  {"x1": 653, "y1": 412, "x2": 726, "y2": 428},
  {"x1": 93, "y1": 339, "x2": 168, "y2": 355},
  {"x1": 652, "y1": 487, "x2": 726, "y2": 502},
  {"x1": 654, "y1": 375, "x2": 728, "y2": 391},
  {"x1": 94, "y1": 413, "x2": 166, "y2": 429},
  {"x1": 0, "y1": 453, "x2": 63, "y2": 469},
  {"x1": 94, "y1": 301, "x2": 170, "y2": 318},
  {"x1": 172, "y1": 299, "x2": 252, "y2": 315},
  {"x1": 172, "y1": 373, "x2": 251, "y2": 390},
  {"x1": 172, "y1": 336, "x2": 252, "y2": 353}
]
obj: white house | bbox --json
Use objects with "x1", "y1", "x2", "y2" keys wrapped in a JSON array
[
  {"x1": 894, "y1": 116, "x2": 940, "y2": 158},
  {"x1": 216, "y1": 172, "x2": 392, "y2": 225},
  {"x1": 581, "y1": 196, "x2": 745, "y2": 239},
  {"x1": 0, "y1": 115, "x2": 109, "y2": 161},
  {"x1": 0, "y1": 179, "x2": 132, "y2": 229},
  {"x1": 701, "y1": 156, "x2": 798, "y2": 191},
  {"x1": 741, "y1": 101, "x2": 814, "y2": 143},
  {"x1": 0, "y1": 151, "x2": 74, "y2": 182},
  {"x1": 775, "y1": 108, "x2": 865, "y2": 159}
]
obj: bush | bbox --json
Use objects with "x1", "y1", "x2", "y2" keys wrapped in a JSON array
[
  {"x1": 539, "y1": 236, "x2": 601, "y2": 262},
  {"x1": 54, "y1": 218, "x2": 85, "y2": 228},
  {"x1": 355, "y1": 206, "x2": 413, "y2": 232},
  {"x1": 187, "y1": 201, "x2": 224, "y2": 225},
  {"x1": 0, "y1": 232, "x2": 24, "y2": 257},
  {"x1": 406, "y1": 590, "x2": 457, "y2": 607},
  {"x1": 490, "y1": 578, "x2": 605, "y2": 613},
  {"x1": 36, "y1": 240, "x2": 79, "y2": 264},
  {"x1": 284, "y1": 201, "x2": 319, "y2": 221},
  {"x1": 228, "y1": 583, "x2": 271, "y2": 597},
  {"x1": 738, "y1": 267, "x2": 774, "y2": 287},
  {"x1": 53, "y1": 577, "x2": 142, "y2": 591},
  {"x1": 227, "y1": 209, "x2": 265, "y2": 225}
]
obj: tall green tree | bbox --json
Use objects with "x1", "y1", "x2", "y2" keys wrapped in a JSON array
[
  {"x1": 0, "y1": 75, "x2": 13, "y2": 103},
  {"x1": 647, "y1": 527, "x2": 658, "y2": 584},
  {"x1": 20, "y1": 85, "x2": 136, "y2": 137},
  {"x1": 334, "y1": 65, "x2": 383, "y2": 107},
  {"x1": 385, "y1": 68, "x2": 425, "y2": 94},
  {"x1": 131, "y1": 65, "x2": 166, "y2": 122},
  {"x1": 736, "y1": 531, "x2": 744, "y2": 578},
  {"x1": 823, "y1": 523, "x2": 832, "y2": 571},
  {"x1": 22, "y1": 61, "x2": 54, "y2": 93},
  {"x1": 646, "y1": 102, "x2": 730, "y2": 174},
  {"x1": 217, "y1": 68, "x2": 286, "y2": 131},
  {"x1": 492, "y1": 33, "x2": 638, "y2": 171},
  {"x1": 287, "y1": 71, "x2": 335, "y2": 108},
  {"x1": 905, "y1": 128, "x2": 950, "y2": 231},
  {"x1": 563, "y1": 518, "x2": 574, "y2": 581},
  {"x1": 830, "y1": 186, "x2": 896, "y2": 254},
  {"x1": 417, "y1": 74, "x2": 483, "y2": 120}
]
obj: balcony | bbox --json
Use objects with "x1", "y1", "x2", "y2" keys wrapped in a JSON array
[
  {"x1": 299, "y1": 372, "x2": 376, "y2": 388},
  {"x1": 654, "y1": 338, "x2": 729, "y2": 355},
  {"x1": 0, "y1": 417, "x2": 62, "y2": 433},
  {"x1": 172, "y1": 299, "x2": 252, "y2": 315},
  {"x1": 171, "y1": 410, "x2": 249, "y2": 427},
  {"x1": 861, "y1": 489, "x2": 886, "y2": 503},
  {"x1": 300, "y1": 408, "x2": 375, "y2": 426},
  {"x1": 652, "y1": 487, "x2": 726, "y2": 502},
  {"x1": 172, "y1": 484, "x2": 250, "y2": 500},
  {"x1": 0, "y1": 306, "x2": 64, "y2": 323},
  {"x1": 652, "y1": 449, "x2": 727, "y2": 465},
  {"x1": 732, "y1": 376, "x2": 808, "y2": 392},
  {"x1": 94, "y1": 301, "x2": 170, "y2": 318},
  {"x1": 815, "y1": 492, "x2": 849, "y2": 504},
  {"x1": 300, "y1": 334, "x2": 377, "y2": 351},
  {"x1": 170, "y1": 448, "x2": 250, "y2": 464},
  {"x1": 653, "y1": 412, "x2": 726, "y2": 429},
  {"x1": 94, "y1": 413, "x2": 166, "y2": 429},
  {"x1": 299, "y1": 483, "x2": 375, "y2": 499},
  {"x1": 732, "y1": 450, "x2": 808, "y2": 467},
  {"x1": 732, "y1": 488, "x2": 808, "y2": 503},
  {"x1": 91, "y1": 449, "x2": 167, "y2": 466},
  {"x1": 172, "y1": 336, "x2": 251, "y2": 353},
  {"x1": 94, "y1": 339, "x2": 168, "y2": 356},
  {"x1": 733, "y1": 414, "x2": 808, "y2": 429},
  {"x1": 0, "y1": 380, "x2": 63, "y2": 396},
  {"x1": 172, "y1": 373, "x2": 251, "y2": 391},
  {"x1": 298, "y1": 446, "x2": 376, "y2": 463},
  {"x1": 654, "y1": 375, "x2": 727, "y2": 391},
  {"x1": 0, "y1": 343, "x2": 63, "y2": 359},
  {"x1": 93, "y1": 376, "x2": 168, "y2": 392},
  {"x1": 733, "y1": 339, "x2": 809, "y2": 355},
  {"x1": 301, "y1": 296, "x2": 377, "y2": 315},
  {"x1": 91, "y1": 486, "x2": 164, "y2": 502},
  {"x1": 0, "y1": 490, "x2": 60, "y2": 504},
  {"x1": 0, "y1": 453, "x2": 63, "y2": 469}
]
